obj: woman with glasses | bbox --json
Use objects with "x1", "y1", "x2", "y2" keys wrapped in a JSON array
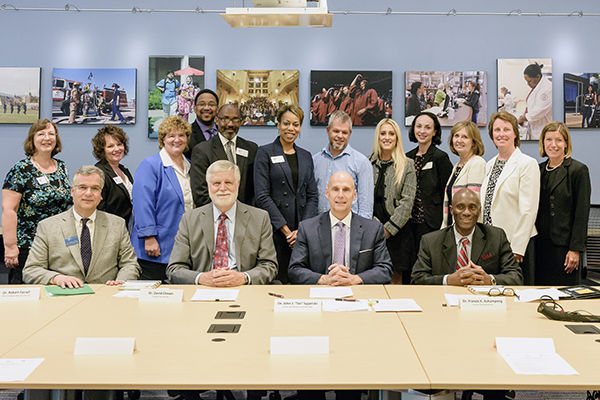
[{"x1": 2, "y1": 119, "x2": 72, "y2": 283}]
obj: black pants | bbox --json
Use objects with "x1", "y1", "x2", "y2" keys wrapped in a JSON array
[
  {"x1": 138, "y1": 258, "x2": 168, "y2": 282},
  {"x1": 273, "y1": 230, "x2": 292, "y2": 284},
  {"x1": 8, "y1": 247, "x2": 29, "y2": 284},
  {"x1": 297, "y1": 390, "x2": 362, "y2": 400}
]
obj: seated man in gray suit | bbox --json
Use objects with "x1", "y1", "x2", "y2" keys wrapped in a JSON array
[
  {"x1": 289, "y1": 170, "x2": 392, "y2": 285},
  {"x1": 167, "y1": 160, "x2": 277, "y2": 286},
  {"x1": 23, "y1": 165, "x2": 140, "y2": 288},
  {"x1": 411, "y1": 188, "x2": 522, "y2": 286}
]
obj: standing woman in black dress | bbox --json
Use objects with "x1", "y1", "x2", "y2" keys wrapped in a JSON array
[
  {"x1": 406, "y1": 111, "x2": 453, "y2": 275},
  {"x1": 535, "y1": 122, "x2": 591, "y2": 285}
]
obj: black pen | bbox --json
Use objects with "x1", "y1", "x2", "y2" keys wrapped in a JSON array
[{"x1": 268, "y1": 292, "x2": 284, "y2": 298}]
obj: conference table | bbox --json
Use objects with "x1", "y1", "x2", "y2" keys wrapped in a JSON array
[{"x1": 1, "y1": 284, "x2": 599, "y2": 392}]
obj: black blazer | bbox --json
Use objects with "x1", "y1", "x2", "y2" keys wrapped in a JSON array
[
  {"x1": 190, "y1": 135, "x2": 258, "y2": 207},
  {"x1": 406, "y1": 145, "x2": 453, "y2": 230},
  {"x1": 95, "y1": 159, "x2": 133, "y2": 225},
  {"x1": 536, "y1": 157, "x2": 591, "y2": 251},
  {"x1": 184, "y1": 119, "x2": 214, "y2": 160},
  {"x1": 254, "y1": 137, "x2": 318, "y2": 231}
]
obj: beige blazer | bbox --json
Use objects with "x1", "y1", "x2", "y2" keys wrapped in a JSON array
[
  {"x1": 23, "y1": 209, "x2": 140, "y2": 284},
  {"x1": 480, "y1": 148, "x2": 540, "y2": 255},
  {"x1": 166, "y1": 201, "x2": 278, "y2": 285}
]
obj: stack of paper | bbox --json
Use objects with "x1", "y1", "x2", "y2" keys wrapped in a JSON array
[
  {"x1": 495, "y1": 337, "x2": 578, "y2": 375},
  {"x1": 190, "y1": 289, "x2": 239, "y2": 301},
  {"x1": 514, "y1": 288, "x2": 565, "y2": 302},
  {"x1": 321, "y1": 299, "x2": 369, "y2": 312},
  {"x1": 309, "y1": 287, "x2": 353, "y2": 299}
]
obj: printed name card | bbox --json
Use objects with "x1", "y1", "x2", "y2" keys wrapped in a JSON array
[
  {"x1": 0, "y1": 287, "x2": 40, "y2": 302},
  {"x1": 274, "y1": 299, "x2": 322, "y2": 312},
  {"x1": 74, "y1": 337, "x2": 135, "y2": 355},
  {"x1": 270, "y1": 336, "x2": 329, "y2": 355},
  {"x1": 139, "y1": 288, "x2": 183, "y2": 303},
  {"x1": 459, "y1": 295, "x2": 506, "y2": 310}
]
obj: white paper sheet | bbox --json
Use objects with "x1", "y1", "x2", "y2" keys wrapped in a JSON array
[
  {"x1": 309, "y1": 287, "x2": 353, "y2": 299},
  {"x1": 444, "y1": 293, "x2": 460, "y2": 307},
  {"x1": 372, "y1": 299, "x2": 423, "y2": 312},
  {"x1": 190, "y1": 289, "x2": 239, "y2": 301},
  {"x1": 514, "y1": 288, "x2": 565, "y2": 302},
  {"x1": 495, "y1": 337, "x2": 578, "y2": 375},
  {"x1": 0, "y1": 358, "x2": 44, "y2": 382},
  {"x1": 321, "y1": 299, "x2": 369, "y2": 312},
  {"x1": 270, "y1": 336, "x2": 329, "y2": 355},
  {"x1": 113, "y1": 290, "x2": 139, "y2": 298}
]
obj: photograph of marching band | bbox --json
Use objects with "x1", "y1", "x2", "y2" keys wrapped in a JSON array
[
  {"x1": 216, "y1": 69, "x2": 299, "y2": 126},
  {"x1": 0, "y1": 67, "x2": 40, "y2": 124},
  {"x1": 310, "y1": 70, "x2": 392, "y2": 126},
  {"x1": 404, "y1": 70, "x2": 487, "y2": 127},
  {"x1": 497, "y1": 58, "x2": 552, "y2": 140},
  {"x1": 564, "y1": 72, "x2": 600, "y2": 129},
  {"x1": 51, "y1": 68, "x2": 136, "y2": 125},
  {"x1": 148, "y1": 55, "x2": 205, "y2": 138}
]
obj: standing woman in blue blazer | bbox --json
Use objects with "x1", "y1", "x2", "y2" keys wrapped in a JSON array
[
  {"x1": 132, "y1": 116, "x2": 193, "y2": 281},
  {"x1": 254, "y1": 105, "x2": 318, "y2": 283}
]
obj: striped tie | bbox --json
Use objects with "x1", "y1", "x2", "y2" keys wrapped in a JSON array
[{"x1": 456, "y1": 237, "x2": 469, "y2": 270}]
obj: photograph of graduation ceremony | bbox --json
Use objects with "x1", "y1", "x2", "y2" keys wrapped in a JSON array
[
  {"x1": 0, "y1": 67, "x2": 40, "y2": 124},
  {"x1": 564, "y1": 72, "x2": 600, "y2": 128}
]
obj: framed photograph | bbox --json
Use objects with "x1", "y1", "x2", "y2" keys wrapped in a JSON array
[
  {"x1": 497, "y1": 58, "x2": 552, "y2": 140},
  {"x1": 564, "y1": 72, "x2": 600, "y2": 129},
  {"x1": 0, "y1": 67, "x2": 40, "y2": 124},
  {"x1": 310, "y1": 70, "x2": 392, "y2": 127},
  {"x1": 405, "y1": 71, "x2": 487, "y2": 127},
  {"x1": 216, "y1": 70, "x2": 299, "y2": 126},
  {"x1": 148, "y1": 56, "x2": 205, "y2": 138},
  {"x1": 52, "y1": 68, "x2": 136, "y2": 125}
]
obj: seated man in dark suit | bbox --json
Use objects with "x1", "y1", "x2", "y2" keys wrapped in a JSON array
[
  {"x1": 411, "y1": 188, "x2": 522, "y2": 286},
  {"x1": 289, "y1": 170, "x2": 392, "y2": 286},
  {"x1": 167, "y1": 160, "x2": 277, "y2": 286},
  {"x1": 190, "y1": 103, "x2": 258, "y2": 206}
]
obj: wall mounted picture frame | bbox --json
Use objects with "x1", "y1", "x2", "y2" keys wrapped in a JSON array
[
  {"x1": 497, "y1": 58, "x2": 552, "y2": 140},
  {"x1": 148, "y1": 55, "x2": 205, "y2": 138},
  {"x1": 405, "y1": 70, "x2": 487, "y2": 127},
  {"x1": 217, "y1": 70, "x2": 299, "y2": 126},
  {"x1": 310, "y1": 70, "x2": 392, "y2": 127},
  {"x1": 564, "y1": 72, "x2": 600, "y2": 129},
  {"x1": 52, "y1": 68, "x2": 136, "y2": 125},
  {"x1": 0, "y1": 67, "x2": 40, "y2": 124}
]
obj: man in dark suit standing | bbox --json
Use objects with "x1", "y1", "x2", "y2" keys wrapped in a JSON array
[
  {"x1": 289, "y1": 171, "x2": 392, "y2": 287},
  {"x1": 184, "y1": 89, "x2": 219, "y2": 159},
  {"x1": 411, "y1": 188, "x2": 522, "y2": 286},
  {"x1": 190, "y1": 104, "x2": 257, "y2": 207}
]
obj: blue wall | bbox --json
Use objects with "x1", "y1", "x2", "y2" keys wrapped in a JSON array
[{"x1": 1, "y1": 0, "x2": 599, "y2": 210}]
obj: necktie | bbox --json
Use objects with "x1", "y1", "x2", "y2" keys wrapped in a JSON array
[
  {"x1": 456, "y1": 236, "x2": 469, "y2": 270},
  {"x1": 208, "y1": 127, "x2": 218, "y2": 138},
  {"x1": 225, "y1": 140, "x2": 235, "y2": 163},
  {"x1": 213, "y1": 213, "x2": 229, "y2": 269},
  {"x1": 80, "y1": 218, "x2": 92, "y2": 274},
  {"x1": 333, "y1": 222, "x2": 346, "y2": 266}
]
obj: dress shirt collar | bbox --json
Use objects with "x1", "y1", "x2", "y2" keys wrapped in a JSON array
[
  {"x1": 159, "y1": 148, "x2": 190, "y2": 174},
  {"x1": 322, "y1": 143, "x2": 353, "y2": 160},
  {"x1": 218, "y1": 132, "x2": 237, "y2": 147},
  {"x1": 453, "y1": 225, "x2": 474, "y2": 246},
  {"x1": 73, "y1": 207, "x2": 97, "y2": 224},
  {"x1": 213, "y1": 202, "x2": 237, "y2": 224},
  {"x1": 329, "y1": 211, "x2": 352, "y2": 230}
]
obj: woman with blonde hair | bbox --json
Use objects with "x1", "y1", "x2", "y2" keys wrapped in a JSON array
[
  {"x1": 370, "y1": 118, "x2": 416, "y2": 283},
  {"x1": 442, "y1": 120, "x2": 486, "y2": 228}
]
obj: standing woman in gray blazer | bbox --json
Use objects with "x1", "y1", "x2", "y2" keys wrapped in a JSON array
[
  {"x1": 254, "y1": 105, "x2": 319, "y2": 283},
  {"x1": 370, "y1": 118, "x2": 416, "y2": 284}
]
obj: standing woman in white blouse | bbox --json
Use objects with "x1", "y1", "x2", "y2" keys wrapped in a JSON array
[
  {"x1": 132, "y1": 116, "x2": 193, "y2": 281},
  {"x1": 481, "y1": 111, "x2": 540, "y2": 284}
]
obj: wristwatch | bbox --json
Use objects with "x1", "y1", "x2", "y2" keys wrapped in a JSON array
[{"x1": 490, "y1": 275, "x2": 497, "y2": 285}]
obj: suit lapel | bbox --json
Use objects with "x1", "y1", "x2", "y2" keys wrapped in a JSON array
[
  {"x1": 164, "y1": 166, "x2": 185, "y2": 207},
  {"x1": 212, "y1": 136, "x2": 228, "y2": 161},
  {"x1": 318, "y1": 213, "x2": 333, "y2": 270},
  {"x1": 60, "y1": 210, "x2": 85, "y2": 276},
  {"x1": 471, "y1": 225, "x2": 485, "y2": 264},
  {"x1": 349, "y1": 214, "x2": 363, "y2": 274},
  {"x1": 549, "y1": 159, "x2": 568, "y2": 194},
  {"x1": 201, "y1": 206, "x2": 215, "y2": 264},
  {"x1": 103, "y1": 161, "x2": 130, "y2": 200},
  {"x1": 491, "y1": 149, "x2": 519, "y2": 204},
  {"x1": 233, "y1": 202, "x2": 247, "y2": 270},
  {"x1": 273, "y1": 139, "x2": 295, "y2": 193},
  {"x1": 235, "y1": 137, "x2": 249, "y2": 174},
  {"x1": 441, "y1": 228, "x2": 457, "y2": 273},
  {"x1": 89, "y1": 212, "x2": 108, "y2": 275}
]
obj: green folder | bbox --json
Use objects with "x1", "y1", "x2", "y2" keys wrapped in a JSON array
[{"x1": 45, "y1": 284, "x2": 95, "y2": 296}]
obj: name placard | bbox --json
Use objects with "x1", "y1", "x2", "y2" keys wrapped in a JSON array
[
  {"x1": 0, "y1": 287, "x2": 40, "y2": 302},
  {"x1": 460, "y1": 295, "x2": 506, "y2": 310},
  {"x1": 274, "y1": 299, "x2": 322, "y2": 312},
  {"x1": 270, "y1": 336, "x2": 329, "y2": 355},
  {"x1": 74, "y1": 337, "x2": 135, "y2": 355},
  {"x1": 139, "y1": 289, "x2": 183, "y2": 303}
]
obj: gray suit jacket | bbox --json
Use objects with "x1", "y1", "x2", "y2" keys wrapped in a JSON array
[
  {"x1": 166, "y1": 201, "x2": 278, "y2": 284},
  {"x1": 23, "y1": 209, "x2": 140, "y2": 284},
  {"x1": 411, "y1": 223, "x2": 523, "y2": 285}
]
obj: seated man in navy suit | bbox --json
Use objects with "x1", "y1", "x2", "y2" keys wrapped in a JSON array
[
  {"x1": 411, "y1": 188, "x2": 522, "y2": 286},
  {"x1": 289, "y1": 170, "x2": 392, "y2": 286}
]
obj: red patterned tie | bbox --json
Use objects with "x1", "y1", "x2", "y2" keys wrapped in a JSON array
[
  {"x1": 456, "y1": 237, "x2": 469, "y2": 270},
  {"x1": 213, "y1": 213, "x2": 229, "y2": 269}
]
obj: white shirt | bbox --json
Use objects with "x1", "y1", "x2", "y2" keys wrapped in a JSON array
[
  {"x1": 159, "y1": 148, "x2": 194, "y2": 212},
  {"x1": 72, "y1": 208, "x2": 97, "y2": 251},
  {"x1": 442, "y1": 225, "x2": 474, "y2": 285},
  {"x1": 329, "y1": 211, "x2": 352, "y2": 268},
  {"x1": 218, "y1": 133, "x2": 237, "y2": 164}
]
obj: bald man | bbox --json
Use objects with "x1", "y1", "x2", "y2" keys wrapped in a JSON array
[
  {"x1": 289, "y1": 171, "x2": 392, "y2": 285},
  {"x1": 411, "y1": 188, "x2": 522, "y2": 286}
]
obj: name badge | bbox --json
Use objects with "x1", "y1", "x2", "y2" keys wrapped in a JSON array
[
  {"x1": 0, "y1": 287, "x2": 40, "y2": 302},
  {"x1": 139, "y1": 288, "x2": 183, "y2": 303},
  {"x1": 113, "y1": 176, "x2": 123, "y2": 185},
  {"x1": 422, "y1": 161, "x2": 433, "y2": 170},
  {"x1": 236, "y1": 147, "x2": 249, "y2": 158},
  {"x1": 271, "y1": 155, "x2": 285, "y2": 164},
  {"x1": 65, "y1": 236, "x2": 79, "y2": 246},
  {"x1": 36, "y1": 176, "x2": 50, "y2": 185},
  {"x1": 274, "y1": 299, "x2": 322, "y2": 312},
  {"x1": 459, "y1": 295, "x2": 506, "y2": 310}
]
